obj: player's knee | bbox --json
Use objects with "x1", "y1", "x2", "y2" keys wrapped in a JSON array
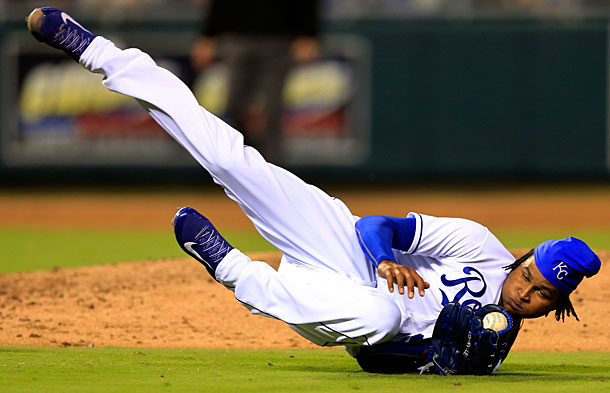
[
  {"x1": 377, "y1": 302, "x2": 402, "y2": 336},
  {"x1": 205, "y1": 138, "x2": 264, "y2": 176},
  {"x1": 208, "y1": 154, "x2": 249, "y2": 177},
  {"x1": 207, "y1": 157, "x2": 234, "y2": 174},
  {"x1": 361, "y1": 299, "x2": 401, "y2": 340}
]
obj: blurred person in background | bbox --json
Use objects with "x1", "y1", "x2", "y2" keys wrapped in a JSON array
[{"x1": 191, "y1": 0, "x2": 320, "y2": 164}]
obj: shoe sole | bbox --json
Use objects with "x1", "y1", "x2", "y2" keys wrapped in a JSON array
[
  {"x1": 26, "y1": 8, "x2": 44, "y2": 40},
  {"x1": 26, "y1": 8, "x2": 42, "y2": 32},
  {"x1": 172, "y1": 207, "x2": 187, "y2": 228}
]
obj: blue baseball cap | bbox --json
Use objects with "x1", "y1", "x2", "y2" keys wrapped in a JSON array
[{"x1": 534, "y1": 237, "x2": 601, "y2": 296}]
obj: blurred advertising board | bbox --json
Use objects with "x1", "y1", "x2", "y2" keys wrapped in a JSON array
[{"x1": 2, "y1": 32, "x2": 370, "y2": 168}]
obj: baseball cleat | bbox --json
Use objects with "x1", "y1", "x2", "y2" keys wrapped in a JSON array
[
  {"x1": 173, "y1": 207, "x2": 234, "y2": 279},
  {"x1": 26, "y1": 7, "x2": 95, "y2": 61}
]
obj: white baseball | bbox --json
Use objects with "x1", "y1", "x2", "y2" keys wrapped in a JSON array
[{"x1": 482, "y1": 312, "x2": 509, "y2": 332}]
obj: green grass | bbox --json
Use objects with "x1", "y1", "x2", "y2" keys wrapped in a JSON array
[
  {"x1": 495, "y1": 229, "x2": 610, "y2": 251},
  {"x1": 1, "y1": 227, "x2": 609, "y2": 273},
  {"x1": 0, "y1": 347, "x2": 608, "y2": 393},
  {"x1": 0, "y1": 228, "x2": 276, "y2": 273}
]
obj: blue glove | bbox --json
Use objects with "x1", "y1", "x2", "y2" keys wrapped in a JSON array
[{"x1": 423, "y1": 302, "x2": 517, "y2": 375}]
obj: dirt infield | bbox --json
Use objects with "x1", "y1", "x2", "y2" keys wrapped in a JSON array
[
  {"x1": 2, "y1": 186, "x2": 610, "y2": 231},
  {"x1": 0, "y1": 250, "x2": 608, "y2": 351}
]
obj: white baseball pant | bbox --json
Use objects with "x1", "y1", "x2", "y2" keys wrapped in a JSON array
[{"x1": 80, "y1": 37, "x2": 402, "y2": 347}]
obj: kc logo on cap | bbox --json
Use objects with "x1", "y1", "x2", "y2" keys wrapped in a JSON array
[{"x1": 552, "y1": 261, "x2": 569, "y2": 280}]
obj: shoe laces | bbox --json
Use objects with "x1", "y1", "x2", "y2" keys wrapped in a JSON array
[
  {"x1": 195, "y1": 225, "x2": 232, "y2": 263},
  {"x1": 54, "y1": 24, "x2": 91, "y2": 54}
]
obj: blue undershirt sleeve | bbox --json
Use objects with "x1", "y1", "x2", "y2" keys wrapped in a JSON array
[{"x1": 355, "y1": 215, "x2": 417, "y2": 267}]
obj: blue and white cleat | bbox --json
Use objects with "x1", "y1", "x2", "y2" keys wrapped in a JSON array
[
  {"x1": 173, "y1": 207, "x2": 234, "y2": 279},
  {"x1": 26, "y1": 7, "x2": 96, "y2": 61}
]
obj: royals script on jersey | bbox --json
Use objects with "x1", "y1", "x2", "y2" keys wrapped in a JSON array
[{"x1": 379, "y1": 213, "x2": 515, "y2": 339}]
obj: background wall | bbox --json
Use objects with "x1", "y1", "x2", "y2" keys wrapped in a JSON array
[
  {"x1": 1, "y1": 1, "x2": 609, "y2": 183},
  {"x1": 329, "y1": 18, "x2": 608, "y2": 178}
]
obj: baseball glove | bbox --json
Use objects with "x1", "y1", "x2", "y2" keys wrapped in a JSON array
[{"x1": 422, "y1": 302, "x2": 518, "y2": 375}]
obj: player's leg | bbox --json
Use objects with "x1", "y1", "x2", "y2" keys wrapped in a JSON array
[
  {"x1": 26, "y1": 8, "x2": 375, "y2": 285},
  {"x1": 173, "y1": 205, "x2": 401, "y2": 346},
  {"x1": 223, "y1": 249, "x2": 402, "y2": 347},
  {"x1": 84, "y1": 38, "x2": 373, "y2": 283},
  {"x1": 26, "y1": 9, "x2": 397, "y2": 348}
]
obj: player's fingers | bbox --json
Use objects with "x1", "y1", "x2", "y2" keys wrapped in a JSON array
[
  {"x1": 405, "y1": 273, "x2": 416, "y2": 299},
  {"x1": 394, "y1": 271, "x2": 406, "y2": 295},
  {"x1": 386, "y1": 271, "x2": 395, "y2": 293},
  {"x1": 414, "y1": 273, "x2": 426, "y2": 297}
]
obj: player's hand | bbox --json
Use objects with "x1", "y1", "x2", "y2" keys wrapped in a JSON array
[{"x1": 377, "y1": 260, "x2": 430, "y2": 298}]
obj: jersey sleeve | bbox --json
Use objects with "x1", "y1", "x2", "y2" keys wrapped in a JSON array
[
  {"x1": 406, "y1": 212, "x2": 491, "y2": 260},
  {"x1": 355, "y1": 215, "x2": 417, "y2": 267}
]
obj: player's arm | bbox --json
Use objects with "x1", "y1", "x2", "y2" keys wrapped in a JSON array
[
  {"x1": 355, "y1": 215, "x2": 416, "y2": 265},
  {"x1": 355, "y1": 215, "x2": 429, "y2": 298}
]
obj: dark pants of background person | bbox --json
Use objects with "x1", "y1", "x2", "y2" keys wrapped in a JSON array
[{"x1": 217, "y1": 34, "x2": 292, "y2": 164}]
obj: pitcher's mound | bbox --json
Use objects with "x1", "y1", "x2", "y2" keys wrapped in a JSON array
[{"x1": 0, "y1": 251, "x2": 607, "y2": 351}]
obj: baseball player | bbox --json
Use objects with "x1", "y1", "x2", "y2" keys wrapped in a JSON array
[{"x1": 26, "y1": 7, "x2": 602, "y2": 374}]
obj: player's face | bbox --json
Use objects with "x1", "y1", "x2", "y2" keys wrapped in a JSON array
[{"x1": 500, "y1": 257, "x2": 560, "y2": 318}]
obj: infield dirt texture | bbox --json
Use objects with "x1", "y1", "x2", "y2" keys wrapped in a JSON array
[{"x1": 1, "y1": 186, "x2": 608, "y2": 352}]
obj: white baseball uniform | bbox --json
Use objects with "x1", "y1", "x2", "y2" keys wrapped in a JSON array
[{"x1": 79, "y1": 37, "x2": 515, "y2": 351}]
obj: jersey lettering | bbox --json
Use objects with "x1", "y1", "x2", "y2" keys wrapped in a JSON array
[{"x1": 439, "y1": 267, "x2": 487, "y2": 310}]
